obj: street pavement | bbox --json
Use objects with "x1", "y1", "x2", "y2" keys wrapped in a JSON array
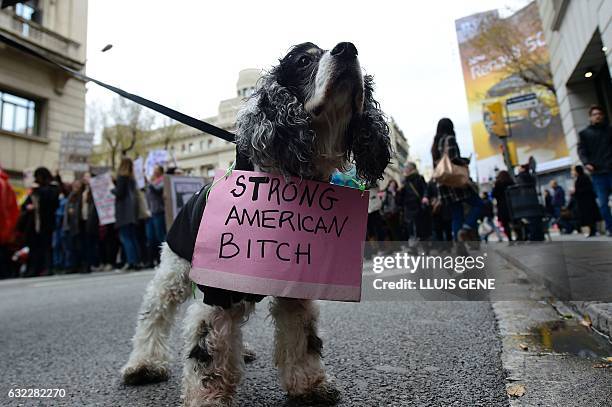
[{"x1": 0, "y1": 259, "x2": 610, "y2": 406}]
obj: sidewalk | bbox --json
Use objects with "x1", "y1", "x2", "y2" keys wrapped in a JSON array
[{"x1": 492, "y1": 233, "x2": 612, "y2": 337}]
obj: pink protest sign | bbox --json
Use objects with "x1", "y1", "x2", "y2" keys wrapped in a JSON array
[{"x1": 190, "y1": 170, "x2": 368, "y2": 301}]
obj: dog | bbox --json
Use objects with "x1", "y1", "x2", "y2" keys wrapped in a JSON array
[{"x1": 120, "y1": 41, "x2": 392, "y2": 407}]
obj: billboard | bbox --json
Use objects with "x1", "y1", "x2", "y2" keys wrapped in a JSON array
[{"x1": 455, "y1": 3, "x2": 569, "y2": 181}]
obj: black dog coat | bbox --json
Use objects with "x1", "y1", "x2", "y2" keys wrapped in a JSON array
[{"x1": 165, "y1": 151, "x2": 265, "y2": 309}]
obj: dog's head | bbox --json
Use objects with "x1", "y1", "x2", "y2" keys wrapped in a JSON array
[{"x1": 236, "y1": 42, "x2": 391, "y2": 184}]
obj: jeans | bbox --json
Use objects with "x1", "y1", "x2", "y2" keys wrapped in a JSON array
[
  {"x1": 146, "y1": 212, "x2": 166, "y2": 247},
  {"x1": 119, "y1": 224, "x2": 140, "y2": 266},
  {"x1": 450, "y1": 194, "x2": 483, "y2": 238},
  {"x1": 591, "y1": 172, "x2": 612, "y2": 232}
]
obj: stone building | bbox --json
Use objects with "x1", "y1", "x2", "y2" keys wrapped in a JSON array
[
  {"x1": 537, "y1": 0, "x2": 612, "y2": 163},
  {"x1": 0, "y1": 0, "x2": 88, "y2": 187}
]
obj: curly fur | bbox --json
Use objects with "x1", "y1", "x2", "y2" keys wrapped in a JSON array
[
  {"x1": 236, "y1": 74, "x2": 317, "y2": 179},
  {"x1": 121, "y1": 243, "x2": 192, "y2": 385},
  {"x1": 236, "y1": 45, "x2": 391, "y2": 184},
  {"x1": 349, "y1": 75, "x2": 392, "y2": 185},
  {"x1": 182, "y1": 301, "x2": 254, "y2": 407}
]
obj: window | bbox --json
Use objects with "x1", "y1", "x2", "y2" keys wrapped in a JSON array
[
  {"x1": 0, "y1": 90, "x2": 38, "y2": 136},
  {"x1": 188, "y1": 142, "x2": 193, "y2": 153},
  {"x1": 15, "y1": 1, "x2": 41, "y2": 36},
  {"x1": 207, "y1": 139, "x2": 213, "y2": 148},
  {"x1": 181, "y1": 144, "x2": 185, "y2": 152},
  {"x1": 200, "y1": 140, "x2": 204, "y2": 150}
]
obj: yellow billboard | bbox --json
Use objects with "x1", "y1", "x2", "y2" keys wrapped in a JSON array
[{"x1": 455, "y1": 2, "x2": 569, "y2": 181}]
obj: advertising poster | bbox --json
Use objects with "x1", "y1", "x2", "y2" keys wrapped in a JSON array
[{"x1": 455, "y1": 3, "x2": 569, "y2": 181}]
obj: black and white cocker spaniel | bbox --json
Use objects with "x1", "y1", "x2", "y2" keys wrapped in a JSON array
[{"x1": 120, "y1": 42, "x2": 392, "y2": 407}]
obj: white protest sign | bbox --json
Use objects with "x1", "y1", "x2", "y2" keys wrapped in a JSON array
[
  {"x1": 134, "y1": 157, "x2": 145, "y2": 189},
  {"x1": 90, "y1": 172, "x2": 116, "y2": 225},
  {"x1": 145, "y1": 150, "x2": 169, "y2": 179}
]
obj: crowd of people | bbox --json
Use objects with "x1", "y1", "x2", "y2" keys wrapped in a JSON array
[
  {"x1": 1, "y1": 105, "x2": 611, "y2": 278},
  {"x1": 0, "y1": 158, "x2": 167, "y2": 279},
  {"x1": 367, "y1": 108, "x2": 612, "y2": 250}
]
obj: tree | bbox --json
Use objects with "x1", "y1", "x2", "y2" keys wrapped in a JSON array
[
  {"x1": 88, "y1": 96, "x2": 155, "y2": 170},
  {"x1": 472, "y1": 4, "x2": 556, "y2": 95}
]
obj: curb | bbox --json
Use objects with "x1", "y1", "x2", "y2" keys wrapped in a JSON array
[{"x1": 493, "y1": 247, "x2": 612, "y2": 338}]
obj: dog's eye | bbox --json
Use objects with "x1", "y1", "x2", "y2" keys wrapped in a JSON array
[{"x1": 297, "y1": 56, "x2": 312, "y2": 68}]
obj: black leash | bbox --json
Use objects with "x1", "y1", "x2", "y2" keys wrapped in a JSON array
[{"x1": 0, "y1": 31, "x2": 237, "y2": 144}]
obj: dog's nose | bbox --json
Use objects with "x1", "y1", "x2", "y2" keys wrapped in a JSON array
[{"x1": 331, "y1": 42, "x2": 358, "y2": 59}]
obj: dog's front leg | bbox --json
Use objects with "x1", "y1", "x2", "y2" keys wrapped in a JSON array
[
  {"x1": 182, "y1": 301, "x2": 254, "y2": 407},
  {"x1": 270, "y1": 298, "x2": 340, "y2": 405},
  {"x1": 121, "y1": 243, "x2": 191, "y2": 385}
]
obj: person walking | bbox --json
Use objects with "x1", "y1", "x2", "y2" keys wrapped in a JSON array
[
  {"x1": 549, "y1": 180, "x2": 566, "y2": 226},
  {"x1": 577, "y1": 104, "x2": 612, "y2": 236},
  {"x1": 491, "y1": 170, "x2": 515, "y2": 241},
  {"x1": 397, "y1": 163, "x2": 430, "y2": 241},
  {"x1": 431, "y1": 118, "x2": 482, "y2": 241},
  {"x1": 380, "y1": 179, "x2": 401, "y2": 241},
  {"x1": 573, "y1": 165, "x2": 602, "y2": 237},
  {"x1": 21, "y1": 167, "x2": 59, "y2": 277},
  {"x1": 114, "y1": 158, "x2": 141, "y2": 270},
  {"x1": 479, "y1": 191, "x2": 501, "y2": 242},
  {"x1": 145, "y1": 165, "x2": 166, "y2": 265}
]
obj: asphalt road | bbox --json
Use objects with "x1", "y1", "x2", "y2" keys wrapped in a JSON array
[{"x1": 0, "y1": 269, "x2": 509, "y2": 407}]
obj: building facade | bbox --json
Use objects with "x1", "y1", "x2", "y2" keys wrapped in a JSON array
[
  {"x1": 0, "y1": 0, "x2": 88, "y2": 188},
  {"x1": 537, "y1": 0, "x2": 612, "y2": 165}
]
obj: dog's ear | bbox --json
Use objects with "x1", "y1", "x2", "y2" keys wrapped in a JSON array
[
  {"x1": 348, "y1": 75, "x2": 392, "y2": 185},
  {"x1": 236, "y1": 74, "x2": 315, "y2": 177}
]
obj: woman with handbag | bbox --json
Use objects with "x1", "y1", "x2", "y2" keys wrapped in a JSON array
[
  {"x1": 431, "y1": 118, "x2": 483, "y2": 241},
  {"x1": 113, "y1": 158, "x2": 141, "y2": 271}
]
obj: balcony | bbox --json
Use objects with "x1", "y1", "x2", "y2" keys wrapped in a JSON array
[{"x1": 0, "y1": 9, "x2": 82, "y2": 68}]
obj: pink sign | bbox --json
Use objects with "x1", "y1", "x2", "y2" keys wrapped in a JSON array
[{"x1": 190, "y1": 170, "x2": 368, "y2": 301}]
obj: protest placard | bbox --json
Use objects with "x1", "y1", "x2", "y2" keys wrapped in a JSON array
[
  {"x1": 90, "y1": 172, "x2": 116, "y2": 225},
  {"x1": 163, "y1": 175, "x2": 205, "y2": 229},
  {"x1": 59, "y1": 132, "x2": 94, "y2": 172},
  {"x1": 145, "y1": 150, "x2": 169, "y2": 178},
  {"x1": 190, "y1": 170, "x2": 369, "y2": 302},
  {"x1": 134, "y1": 157, "x2": 145, "y2": 189}
]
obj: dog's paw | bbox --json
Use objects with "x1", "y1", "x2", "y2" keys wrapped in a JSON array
[
  {"x1": 121, "y1": 363, "x2": 169, "y2": 385},
  {"x1": 286, "y1": 382, "x2": 341, "y2": 406}
]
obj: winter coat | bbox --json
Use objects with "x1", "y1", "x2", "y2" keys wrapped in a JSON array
[
  {"x1": 574, "y1": 174, "x2": 602, "y2": 226},
  {"x1": 21, "y1": 184, "x2": 59, "y2": 238},
  {"x1": 492, "y1": 179, "x2": 514, "y2": 223},
  {"x1": 551, "y1": 185, "x2": 566, "y2": 208},
  {"x1": 145, "y1": 177, "x2": 165, "y2": 215},
  {"x1": 577, "y1": 123, "x2": 612, "y2": 174},
  {"x1": 397, "y1": 173, "x2": 427, "y2": 221},
  {"x1": 63, "y1": 192, "x2": 81, "y2": 236},
  {"x1": 113, "y1": 175, "x2": 138, "y2": 229},
  {"x1": 0, "y1": 169, "x2": 19, "y2": 245}
]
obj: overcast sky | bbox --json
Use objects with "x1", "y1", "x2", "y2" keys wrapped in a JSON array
[{"x1": 86, "y1": 0, "x2": 530, "y2": 168}]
